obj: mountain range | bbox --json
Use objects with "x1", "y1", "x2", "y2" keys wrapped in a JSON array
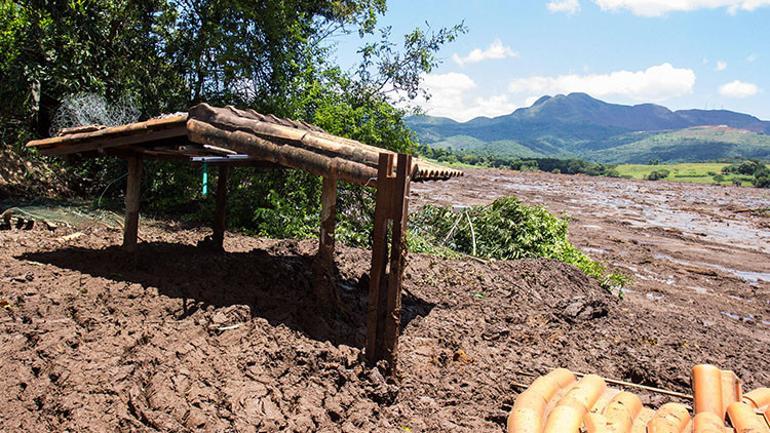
[{"x1": 406, "y1": 93, "x2": 770, "y2": 163}]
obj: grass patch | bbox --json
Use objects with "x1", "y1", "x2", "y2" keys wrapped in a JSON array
[
  {"x1": 409, "y1": 196, "x2": 628, "y2": 292},
  {"x1": 615, "y1": 162, "x2": 757, "y2": 186}
]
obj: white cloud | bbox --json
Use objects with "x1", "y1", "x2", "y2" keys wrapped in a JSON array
[
  {"x1": 414, "y1": 72, "x2": 523, "y2": 121},
  {"x1": 718, "y1": 80, "x2": 759, "y2": 98},
  {"x1": 508, "y1": 63, "x2": 696, "y2": 102},
  {"x1": 547, "y1": 0, "x2": 582, "y2": 14},
  {"x1": 452, "y1": 39, "x2": 518, "y2": 66},
  {"x1": 715, "y1": 60, "x2": 728, "y2": 71},
  {"x1": 746, "y1": 53, "x2": 759, "y2": 63},
  {"x1": 593, "y1": 0, "x2": 770, "y2": 16}
]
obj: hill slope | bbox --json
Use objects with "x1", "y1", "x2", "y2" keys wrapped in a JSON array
[
  {"x1": 407, "y1": 93, "x2": 770, "y2": 162},
  {"x1": 588, "y1": 126, "x2": 770, "y2": 163}
]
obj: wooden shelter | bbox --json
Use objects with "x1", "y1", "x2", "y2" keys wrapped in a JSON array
[{"x1": 27, "y1": 103, "x2": 462, "y2": 370}]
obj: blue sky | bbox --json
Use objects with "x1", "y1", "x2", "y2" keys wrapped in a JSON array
[{"x1": 334, "y1": 0, "x2": 769, "y2": 121}]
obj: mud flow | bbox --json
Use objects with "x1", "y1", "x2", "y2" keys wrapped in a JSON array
[{"x1": 2, "y1": 169, "x2": 769, "y2": 432}]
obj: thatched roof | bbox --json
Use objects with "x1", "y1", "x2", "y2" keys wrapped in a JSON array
[{"x1": 27, "y1": 104, "x2": 462, "y2": 185}]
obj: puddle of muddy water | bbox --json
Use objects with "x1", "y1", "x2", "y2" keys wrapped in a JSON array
[{"x1": 654, "y1": 253, "x2": 770, "y2": 283}]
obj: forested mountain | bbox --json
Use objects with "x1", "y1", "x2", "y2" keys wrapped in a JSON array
[{"x1": 408, "y1": 93, "x2": 770, "y2": 162}]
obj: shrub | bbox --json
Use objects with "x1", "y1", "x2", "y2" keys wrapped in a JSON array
[
  {"x1": 712, "y1": 174, "x2": 725, "y2": 183},
  {"x1": 409, "y1": 196, "x2": 627, "y2": 290},
  {"x1": 646, "y1": 169, "x2": 670, "y2": 181}
]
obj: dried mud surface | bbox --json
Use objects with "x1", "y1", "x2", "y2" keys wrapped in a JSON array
[{"x1": 2, "y1": 171, "x2": 769, "y2": 432}]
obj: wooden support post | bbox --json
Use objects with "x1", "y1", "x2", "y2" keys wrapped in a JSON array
[
  {"x1": 122, "y1": 156, "x2": 143, "y2": 252},
  {"x1": 212, "y1": 165, "x2": 230, "y2": 250},
  {"x1": 366, "y1": 153, "x2": 412, "y2": 372},
  {"x1": 383, "y1": 154, "x2": 411, "y2": 366},
  {"x1": 318, "y1": 176, "x2": 337, "y2": 264},
  {"x1": 311, "y1": 175, "x2": 340, "y2": 306}
]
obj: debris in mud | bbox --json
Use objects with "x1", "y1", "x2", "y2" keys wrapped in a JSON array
[{"x1": 554, "y1": 296, "x2": 610, "y2": 323}]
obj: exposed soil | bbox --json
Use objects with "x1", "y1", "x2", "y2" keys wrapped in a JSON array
[{"x1": 1, "y1": 169, "x2": 769, "y2": 432}]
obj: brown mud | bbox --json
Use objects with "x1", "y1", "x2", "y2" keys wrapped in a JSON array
[{"x1": 1, "y1": 169, "x2": 769, "y2": 432}]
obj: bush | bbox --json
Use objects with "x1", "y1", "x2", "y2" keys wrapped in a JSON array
[
  {"x1": 646, "y1": 169, "x2": 670, "y2": 181},
  {"x1": 712, "y1": 174, "x2": 725, "y2": 183},
  {"x1": 409, "y1": 196, "x2": 627, "y2": 290},
  {"x1": 722, "y1": 160, "x2": 761, "y2": 176}
]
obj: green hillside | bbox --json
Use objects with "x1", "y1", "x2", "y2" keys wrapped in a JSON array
[
  {"x1": 588, "y1": 126, "x2": 770, "y2": 163},
  {"x1": 430, "y1": 135, "x2": 545, "y2": 158},
  {"x1": 409, "y1": 93, "x2": 770, "y2": 163}
]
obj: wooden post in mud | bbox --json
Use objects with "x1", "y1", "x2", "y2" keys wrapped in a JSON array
[
  {"x1": 122, "y1": 156, "x2": 143, "y2": 253},
  {"x1": 366, "y1": 153, "x2": 412, "y2": 372},
  {"x1": 312, "y1": 176, "x2": 340, "y2": 306},
  {"x1": 318, "y1": 176, "x2": 337, "y2": 264},
  {"x1": 212, "y1": 165, "x2": 230, "y2": 250}
]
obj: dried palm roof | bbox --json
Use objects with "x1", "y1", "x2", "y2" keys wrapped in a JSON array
[{"x1": 27, "y1": 103, "x2": 462, "y2": 185}]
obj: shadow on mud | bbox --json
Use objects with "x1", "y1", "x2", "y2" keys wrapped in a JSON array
[{"x1": 18, "y1": 241, "x2": 434, "y2": 349}]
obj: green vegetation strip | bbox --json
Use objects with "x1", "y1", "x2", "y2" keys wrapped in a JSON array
[{"x1": 409, "y1": 196, "x2": 628, "y2": 291}]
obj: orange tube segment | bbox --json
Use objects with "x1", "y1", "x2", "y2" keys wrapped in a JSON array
[
  {"x1": 720, "y1": 370, "x2": 742, "y2": 412},
  {"x1": 693, "y1": 412, "x2": 725, "y2": 433},
  {"x1": 727, "y1": 401, "x2": 769, "y2": 433},
  {"x1": 543, "y1": 374, "x2": 607, "y2": 433},
  {"x1": 603, "y1": 392, "x2": 643, "y2": 433},
  {"x1": 743, "y1": 388, "x2": 770, "y2": 410},
  {"x1": 508, "y1": 368, "x2": 577, "y2": 433},
  {"x1": 647, "y1": 403, "x2": 690, "y2": 433},
  {"x1": 693, "y1": 364, "x2": 725, "y2": 419}
]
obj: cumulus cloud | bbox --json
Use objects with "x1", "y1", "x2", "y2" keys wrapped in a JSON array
[
  {"x1": 718, "y1": 80, "x2": 759, "y2": 98},
  {"x1": 508, "y1": 63, "x2": 696, "y2": 102},
  {"x1": 715, "y1": 60, "x2": 727, "y2": 71},
  {"x1": 452, "y1": 39, "x2": 518, "y2": 66},
  {"x1": 413, "y1": 72, "x2": 522, "y2": 121},
  {"x1": 547, "y1": 0, "x2": 582, "y2": 14},
  {"x1": 593, "y1": 0, "x2": 770, "y2": 16}
]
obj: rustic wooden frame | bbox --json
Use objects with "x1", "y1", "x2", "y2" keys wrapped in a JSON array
[{"x1": 26, "y1": 104, "x2": 457, "y2": 371}]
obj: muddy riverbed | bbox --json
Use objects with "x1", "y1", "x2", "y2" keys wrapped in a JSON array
[{"x1": 1, "y1": 169, "x2": 768, "y2": 432}]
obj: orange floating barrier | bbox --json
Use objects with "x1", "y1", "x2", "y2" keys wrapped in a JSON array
[
  {"x1": 727, "y1": 401, "x2": 770, "y2": 433},
  {"x1": 543, "y1": 374, "x2": 606, "y2": 433},
  {"x1": 693, "y1": 412, "x2": 726, "y2": 433},
  {"x1": 744, "y1": 388, "x2": 770, "y2": 410},
  {"x1": 693, "y1": 365, "x2": 725, "y2": 420},
  {"x1": 647, "y1": 403, "x2": 690, "y2": 433},
  {"x1": 508, "y1": 368, "x2": 577, "y2": 433},
  {"x1": 586, "y1": 391, "x2": 643, "y2": 433}
]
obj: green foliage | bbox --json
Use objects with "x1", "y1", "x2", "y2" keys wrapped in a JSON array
[
  {"x1": 721, "y1": 160, "x2": 770, "y2": 188},
  {"x1": 2, "y1": 0, "x2": 466, "y2": 242},
  {"x1": 646, "y1": 169, "x2": 670, "y2": 181},
  {"x1": 410, "y1": 197, "x2": 627, "y2": 290}
]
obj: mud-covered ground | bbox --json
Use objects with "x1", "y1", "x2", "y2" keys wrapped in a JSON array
[{"x1": 1, "y1": 170, "x2": 769, "y2": 432}]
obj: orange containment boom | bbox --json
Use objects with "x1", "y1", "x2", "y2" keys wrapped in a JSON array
[
  {"x1": 692, "y1": 364, "x2": 742, "y2": 421},
  {"x1": 744, "y1": 388, "x2": 770, "y2": 410},
  {"x1": 647, "y1": 403, "x2": 691, "y2": 433},
  {"x1": 585, "y1": 391, "x2": 643, "y2": 433},
  {"x1": 508, "y1": 368, "x2": 577, "y2": 433},
  {"x1": 693, "y1": 412, "x2": 727, "y2": 433},
  {"x1": 543, "y1": 374, "x2": 607, "y2": 433},
  {"x1": 727, "y1": 401, "x2": 770, "y2": 433}
]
